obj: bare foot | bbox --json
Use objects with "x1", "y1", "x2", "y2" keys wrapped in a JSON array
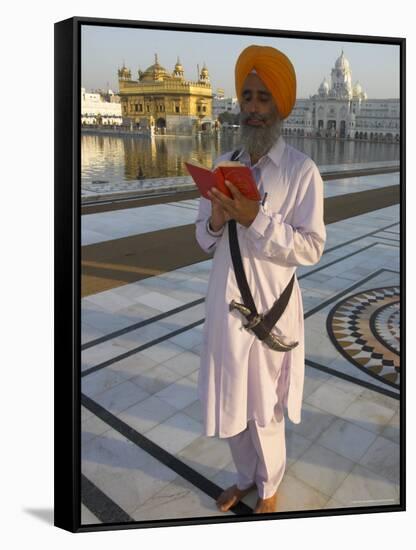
[
  {"x1": 254, "y1": 491, "x2": 277, "y2": 513},
  {"x1": 216, "y1": 484, "x2": 256, "y2": 512}
]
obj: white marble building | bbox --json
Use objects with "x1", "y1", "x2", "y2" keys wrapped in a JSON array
[
  {"x1": 213, "y1": 92, "x2": 239, "y2": 119},
  {"x1": 282, "y1": 52, "x2": 400, "y2": 142},
  {"x1": 81, "y1": 88, "x2": 123, "y2": 126}
]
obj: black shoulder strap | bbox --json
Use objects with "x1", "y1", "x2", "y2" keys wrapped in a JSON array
[
  {"x1": 228, "y1": 219, "x2": 257, "y2": 316},
  {"x1": 228, "y1": 219, "x2": 295, "y2": 337},
  {"x1": 230, "y1": 149, "x2": 241, "y2": 162}
]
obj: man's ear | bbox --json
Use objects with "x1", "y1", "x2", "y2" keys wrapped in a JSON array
[{"x1": 273, "y1": 102, "x2": 281, "y2": 119}]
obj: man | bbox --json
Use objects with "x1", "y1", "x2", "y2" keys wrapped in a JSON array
[{"x1": 194, "y1": 45, "x2": 326, "y2": 514}]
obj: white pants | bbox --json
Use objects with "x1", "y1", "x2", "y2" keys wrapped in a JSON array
[{"x1": 226, "y1": 401, "x2": 286, "y2": 499}]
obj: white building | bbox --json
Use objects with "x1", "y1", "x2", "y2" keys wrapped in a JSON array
[
  {"x1": 81, "y1": 88, "x2": 123, "y2": 126},
  {"x1": 213, "y1": 91, "x2": 239, "y2": 120},
  {"x1": 282, "y1": 51, "x2": 400, "y2": 142}
]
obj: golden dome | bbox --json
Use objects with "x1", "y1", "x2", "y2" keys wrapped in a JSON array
[
  {"x1": 140, "y1": 54, "x2": 169, "y2": 81},
  {"x1": 175, "y1": 56, "x2": 184, "y2": 71},
  {"x1": 173, "y1": 56, "x2": 185, "y2": 79},
  {"x1": 118, "y1": 63, "x2": 132, "y2": 79}
]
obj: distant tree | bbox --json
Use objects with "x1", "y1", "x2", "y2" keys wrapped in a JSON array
[{"x1": 217, "y1": 111, "x2": 240, "y2": 125}]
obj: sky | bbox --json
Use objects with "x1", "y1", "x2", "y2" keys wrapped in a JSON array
[{"x1": 81, "y1": 24, "x2": 400, "y2": 99}]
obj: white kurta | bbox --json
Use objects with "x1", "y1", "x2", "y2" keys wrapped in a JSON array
[{"x1": 195, "y1": 136, "x2": 326, "y2": 438}]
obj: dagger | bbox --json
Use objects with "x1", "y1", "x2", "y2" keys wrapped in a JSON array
[{"x1": 229, "y1": 299, "x2": 299, "y2": 351}]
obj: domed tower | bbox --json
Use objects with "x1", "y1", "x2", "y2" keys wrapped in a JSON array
[
  {"x1": 353, "y1": 81, "x2": 362, "y2": 97},
  {"x1": 331, "y1": 50, "x2": 353, "y2": 99},
  {"x1": 139, "y1": 54, "x2": 169, "y2": 82},
  {"x1": 199, "y1": 62, "x2": 210, "y2": 83},
  {"x1": 351, "y1": 81, "x2": 367, "y2": 114},
  {"x1": 173, "y1": 56, "x2": 185, "y2": 79},
  {"x1": 318, "y1": 77, "x2": 330, "y2": 97},
  {"x1": 118, "y1": 62, "x2": 132, "y2": 80}
]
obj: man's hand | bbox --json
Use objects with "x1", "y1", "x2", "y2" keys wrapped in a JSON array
[
  {"x1": 207, "y1": 180, "x2": 260, "y2": 228},
  {"x1": 208, "y1": 198, "x2": 231, "y2": 231}
]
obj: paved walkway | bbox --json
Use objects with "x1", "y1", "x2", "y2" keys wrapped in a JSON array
[
  {"x1": 80, "y1": 180, "x2": 399, "y2": 297},
  {"x1": 82, "y1": 172, "x2": 399, "y2": 245},
  {"x1": 80, "y1": 200, "x2": 400, "y2": 525}
]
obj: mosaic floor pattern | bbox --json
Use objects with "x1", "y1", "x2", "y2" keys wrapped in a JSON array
[{"x1": 327, "y1": 286, "x2": 400, "y2": 389}]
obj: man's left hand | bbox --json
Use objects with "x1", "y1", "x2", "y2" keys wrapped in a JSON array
[{"x1": 208, "y1": 180, "x2": 260, "y2": 228}]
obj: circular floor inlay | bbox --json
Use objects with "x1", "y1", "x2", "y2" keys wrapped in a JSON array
[
  {"x1": 326, "y1": 286, "x2": 400, "y2": 388},
  {"x1": 373, "y1": 302, "x2": 400, "y2": 354}
]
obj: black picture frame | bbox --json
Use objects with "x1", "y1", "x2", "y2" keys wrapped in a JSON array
[{"x1": 54, "y1": 15, "x2": 405, "y2": 533}]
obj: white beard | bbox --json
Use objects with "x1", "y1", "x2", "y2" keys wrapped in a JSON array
[{"x1": 238, "y1": 111, "x2": 282, "y2": 159}]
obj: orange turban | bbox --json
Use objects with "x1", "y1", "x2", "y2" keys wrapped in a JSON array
[{"x1": 235, "y1": 45, "x2": 296, "y2": 119}]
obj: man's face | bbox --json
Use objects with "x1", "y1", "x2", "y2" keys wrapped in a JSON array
[
  {"x1": 240, "y1": 73, "x2": 279, "y2": 127},
  {"x1": 238, "y1": 72, "x2": 282, "y2": 159}
]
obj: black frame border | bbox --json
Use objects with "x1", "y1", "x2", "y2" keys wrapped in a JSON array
[{"x1": 54, "y1": 15, "x2": 406, "y2": 533}]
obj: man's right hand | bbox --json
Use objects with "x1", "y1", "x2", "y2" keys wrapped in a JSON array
[{"x1": 207, "y1": 190, "x2": 230, "y2": 231}]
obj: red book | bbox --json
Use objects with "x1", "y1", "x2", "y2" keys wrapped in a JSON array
[{"x1": 184, "y1": 160, "x2": 261, "y2": 201}]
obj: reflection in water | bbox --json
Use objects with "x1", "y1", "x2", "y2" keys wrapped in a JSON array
[{"x1": 81, "y1": 132, "x2": 400, "y2": 185}]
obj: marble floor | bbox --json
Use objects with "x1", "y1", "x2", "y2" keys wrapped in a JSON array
[
  {"x1": 80, "y1": 202, "x2": 401, "y2": 526},
  {"x1": 81, "y1": 171, "x2": 399, "y2": 245}
]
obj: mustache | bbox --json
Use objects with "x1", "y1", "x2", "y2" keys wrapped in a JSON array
[{"x1": 240, "y1": 112, "x2": 269, "y2": 123}]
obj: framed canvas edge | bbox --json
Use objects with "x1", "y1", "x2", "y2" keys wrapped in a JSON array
[
  {"x1": 73, "y1": 14, "x2": 406, "y2": 44},
  {"x1": 53, "y1": 15, "x2": 406, "y2": 534},
  {"x1": 54, "y1": 16, "x2": 80, "y2": 533}
]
